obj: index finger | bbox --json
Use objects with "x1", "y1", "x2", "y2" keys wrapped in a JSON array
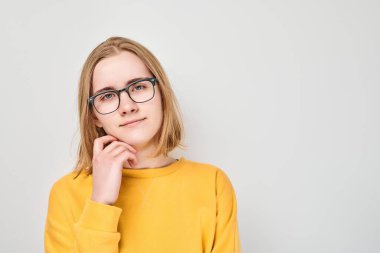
[{"x1": 93, "y1": 135, "x2": 118, "y2": 155}]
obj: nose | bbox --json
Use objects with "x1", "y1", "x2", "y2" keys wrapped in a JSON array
[{"x1": 118, "y1": 89, "x2": 138, "y2": 114}]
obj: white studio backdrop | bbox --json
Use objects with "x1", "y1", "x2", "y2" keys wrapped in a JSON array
[{"x1": 0, "y1": 0, "x2": 379, "y2": 252}]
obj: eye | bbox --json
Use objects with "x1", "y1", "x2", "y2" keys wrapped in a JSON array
[
  {"x1": 130, "y1": 82, "x2": 149, "y2": 92},
  {"x1": 100, "y1": 93, "x2": 116, "y2": 101}
]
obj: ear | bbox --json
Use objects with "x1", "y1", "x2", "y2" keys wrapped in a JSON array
[
  {"x1": 89, "y1": 107, "x2": 103, "y2": 128},
  {"x1": 94, "y1": 119, "x2": 103, "y2": 128},
  {"x1": 92, "y1": 115, "x2": 103, "y2": 128}
]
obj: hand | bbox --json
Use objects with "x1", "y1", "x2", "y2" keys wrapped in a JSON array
[{"x1": 90, "y1": 135, "x2": 138, "y2": 205}]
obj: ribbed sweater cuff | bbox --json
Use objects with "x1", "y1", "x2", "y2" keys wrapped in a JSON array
[{"x1": 76, "y1": 198, "x2": 122, "y2": 233}]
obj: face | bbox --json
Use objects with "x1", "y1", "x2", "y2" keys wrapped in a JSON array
[{"x1": 91, "y1": 50, "x2": 163, "y2": 150}]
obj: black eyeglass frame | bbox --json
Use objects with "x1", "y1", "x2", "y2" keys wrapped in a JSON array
[{"x1": 87, "y1": 77, "x2": 158, "y2": 115}]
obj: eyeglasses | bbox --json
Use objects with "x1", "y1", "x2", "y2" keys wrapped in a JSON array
[{"x1": 88, "y1": 77, "x2": 158, "y2": 115}]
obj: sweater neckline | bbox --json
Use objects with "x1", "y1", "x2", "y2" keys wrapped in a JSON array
[{"x1": 122, "y1": 156, "x2": 185, "y2": 178}]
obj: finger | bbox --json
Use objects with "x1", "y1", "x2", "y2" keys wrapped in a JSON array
[
  {"x1": 128, "y1": 159, "x2": 136, "y2": 168},
  {"x1": 115, "y1": 141, "x2": 137, "y2": 153},
  {"x1": 93, "y1": 135, "x2": 118, "y2": 156},
  {"x1": 117, "y1": 150, "x2": 138, "y2": 166},
  {"x1": 110, "y1": 145, "x2": 128, "y2": 157},
  {"x1": 102, "y1": 140, "x2": 122, "y2": 153},
  {"x1": 103, "y1": 141, "x2": 136, "y2": 155},
  {"x1": 104, "y1": 141, "x2": 137, "y2": 154}
]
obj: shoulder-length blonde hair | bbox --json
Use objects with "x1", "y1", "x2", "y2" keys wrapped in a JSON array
[{"x1": 72, "y1": 36, "x2": 186, "y2": 179}]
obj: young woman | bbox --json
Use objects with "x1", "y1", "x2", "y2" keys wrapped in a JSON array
[{"x1": 44, "y1": 36, "x2": 242, "y2": 253}]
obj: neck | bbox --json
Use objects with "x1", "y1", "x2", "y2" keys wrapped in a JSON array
[{"x1": 123, "y1": 141, "x2": 175, "y2": 169}]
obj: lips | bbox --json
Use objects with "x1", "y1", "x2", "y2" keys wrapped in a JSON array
[{"x1": 120, "y1": 118, "x2": 146, "y2": 127}]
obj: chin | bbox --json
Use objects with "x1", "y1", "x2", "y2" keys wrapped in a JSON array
[{"x1": 118, "y1": 133, "x2": 154, "y2": 146}]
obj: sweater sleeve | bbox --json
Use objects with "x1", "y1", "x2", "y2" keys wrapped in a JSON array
[
  {"x1": 44, "y1": 182, "x2": 123, "y2": 253},
  {"x1": 211, "y1": 169, "x2": 242, "y2": 253}
]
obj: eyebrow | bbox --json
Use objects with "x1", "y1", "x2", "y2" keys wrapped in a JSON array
[{"x1": 93, "y1": 77, "x2": 148, "y2": 95}]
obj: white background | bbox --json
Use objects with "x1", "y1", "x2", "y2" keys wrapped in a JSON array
[{"x1": 0, "y1": 0, "x2": 379, "y2": 252}]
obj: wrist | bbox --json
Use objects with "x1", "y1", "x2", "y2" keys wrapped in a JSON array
[{"x1": 90, "y1": 195, "x2": 114, "y2": 206}]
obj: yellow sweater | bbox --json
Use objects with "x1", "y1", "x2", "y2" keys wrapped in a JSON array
[{"x1": 44, "y1": 156, "x2": 242, "y2": 253}]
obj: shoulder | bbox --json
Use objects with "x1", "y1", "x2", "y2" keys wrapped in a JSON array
[
  {"x1": 180, "y1": 157, "x2": 237, "y2": 202},
  {"x1": 48, "y1": 169, "x2": 92, "y2": 198},
  {"x1": 181, "y1": 157, "x2": 234, "y2": 186},
  {"x1": 181, "y1": 157, "x2": 218, "y2": 174}
]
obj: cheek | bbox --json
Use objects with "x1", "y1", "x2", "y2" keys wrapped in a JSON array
[
  {"x1": 148, "y1": 90, "x2": 164, "y2": 121},
  {"x1": 97, "y1": 115, "x2": 120, "y2": 132},
  {"x1": 147, "y1": 103, "x2": 163, "y2": 128}
]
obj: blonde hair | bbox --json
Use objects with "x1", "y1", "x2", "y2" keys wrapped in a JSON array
[{"x1": 72, "y1": 36, "x2": 186, "y2": 179}]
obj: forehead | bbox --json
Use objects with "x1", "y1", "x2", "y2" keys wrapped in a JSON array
[{"x1": 92, "y1": 51, "x2": 151, "y2": 92}]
